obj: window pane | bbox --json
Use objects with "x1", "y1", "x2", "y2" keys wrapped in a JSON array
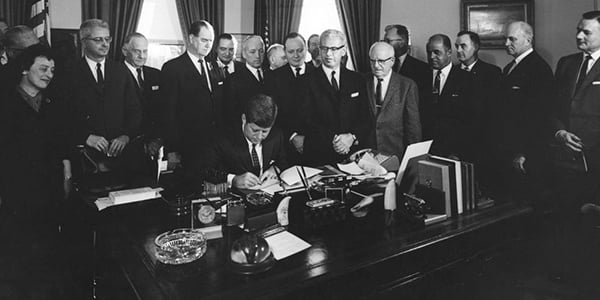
[{"x1": 136, "y1": 0, "x2": 184, "y2": 69}]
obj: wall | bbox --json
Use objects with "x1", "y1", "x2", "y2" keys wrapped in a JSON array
[
  {"x1": 380, "y1": 0, "x2": 594, "y2": 70},
  {"x1": 49, "y1": 0, "x2": 80, "y2": 29},
  {"x1": 224, "y1": 0, "x2": 254, "y2": 34}
]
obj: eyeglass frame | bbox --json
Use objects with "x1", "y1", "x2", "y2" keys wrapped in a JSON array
[
  {"x1": 369, "y1": 56, "x2": 394, "y2": 66},
  {"x1": 82, "y1": 36, "x2": 113, "y2": 43},
  {"x1": 319, "y1": 45, "x2": 345, "y2": 53}
]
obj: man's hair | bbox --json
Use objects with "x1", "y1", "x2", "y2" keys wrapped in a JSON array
[
  {"x1": 18, "y1": 44, "x2": 54, "y2": 73},
  {"x1": 507, "y1": 21, "x2": 534, "y2": 42},
  {"x1": 4, "y1": 25, "x2": 37, "y2": 48},
  {"x1": 368, "y1": 41, "x2": 394, "y2": 57},
  {"x1": 582, "y1": 10, "x2": 600, "y2": 22},
  {"x1": 188, "y1": 20, "x2": 213, "y2": 36},
  {"x1": 457, "y1": 30, "x2": 480, "y2": 50},
  {"x1": 217, "y1": 33, "x2": 237, "y2": 48},
  {"x1": 244, "y1": 94, "x2": 278, "y2": 128},
  {"x1": 122, "y1": 32, "x2": 146, "y2": 49},
  {"x1": 320, "y1": 29, "x2": 346, "y2": 46},
  {"x1": 80, "y1": 19, "x2": 109, "y2": 39},
  {"x1": 308, "y1": 34, "x2": 319, "y2": 42},
  {"x1": 242, "y1": 35, "x2": 265, "y2": 52},
  {"x1": 284, "y1": 32, "x2": 306, "y2": 47},
  {"x1": 384, "y1": 24, "x2": 409, "y2": 39},
  {"x1": 267, "y1": 43, "x2": 284, "y2": 59},
  {"x1": 428, "y1": 34, "x2": 452, "y2": 50}
]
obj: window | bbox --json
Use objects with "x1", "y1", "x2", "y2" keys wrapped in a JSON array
[
  {"x1": 136, "y1": 0, "x2": 184, "y2": 69},
  {"x1": 298, "y1": 0, "x2": 354, "y2": 70}
]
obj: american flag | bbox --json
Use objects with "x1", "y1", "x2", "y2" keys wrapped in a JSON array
[{"x1": 28, "y1": 0, "x2": 51, "y2": 46}]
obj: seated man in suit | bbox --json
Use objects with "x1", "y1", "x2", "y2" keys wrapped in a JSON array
[
  {"x1": 266, "y1": 43, "x2": 287, "y2": 71},
  {"x1": 65, "y1": 19, "x2": 141, "y2": 178},
  {"x1": 303, "y1": 29, "x2": 372, "y2": 166},
  {"x1": 211, "y1": 33, "x2": 244, "y2": 81},
  {"x1": 223, "y1": 35, "x2": 268, "y2": 127},
  {"x1": 423, "y1": 34, "x2": 481, "y2": 162},
  {"x1": 194, "y1": 94, "x2": 288, "y2": 189},
  {"x1": 121, "y1": 32, "x2": 162, "y2": 158},
  {"x1": 265, "y1": 32, "x2": 316, "y2": 164},
  {"x1": 383, "y1": 24, "x2": 430, "y2": 94},
  {"x1": 366, "y1": 42, "x2": 421, "y2": 159}
]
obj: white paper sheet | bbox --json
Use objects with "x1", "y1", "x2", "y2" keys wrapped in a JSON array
[
  {"x1": 264, "y1": 231, "x2": 311, "y2": 260},
  {"x1": 337, "y1": 162, "x2": 365, "y2": 175},
  {"x1": 395, "y1": 140, "x2": 433, "y2": 185}
]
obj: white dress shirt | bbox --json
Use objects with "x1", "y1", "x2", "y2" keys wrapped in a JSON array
[
  {"x1": 373, "y1": 71, "x2": 392, "y2": 103},
  {"x1": 322, "y1": 64, "x2": 341, "y2": 86},
  {"x1": 432, "y1": 62, "x2": 452, "y2": 94},
  {"x1": 85, "y1": 56, "x2": 105, "y2": 82}
]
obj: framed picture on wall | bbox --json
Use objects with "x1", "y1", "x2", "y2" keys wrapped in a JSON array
[
  {"x1": 230, "y1": 33, "x2": 253, "y2": 61},
  {"x1": 461, "y1": 0, "x2": 534, "y2": 49}
]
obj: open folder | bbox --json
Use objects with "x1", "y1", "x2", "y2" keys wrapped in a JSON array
[{"x1": 249, "y1": 165, "x2": 323, "y2": 194}]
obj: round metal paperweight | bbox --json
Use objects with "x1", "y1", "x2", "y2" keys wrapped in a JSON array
[
  {"x1": 228, "y1": 234, "x2": 274, "y2": 274},
  {"x1": 154, "y1": 228, "x2": 207, "y2": 265}
]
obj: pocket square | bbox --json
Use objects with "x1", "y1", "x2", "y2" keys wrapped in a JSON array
[
  {"x1": 218, "y1": 81, "x2": 224, "y2": 86},
  {"x1": 451, "y1": 94, "x2": 460, "y2": 97},
  {"x1": 592, "y1": 81, "x2": 600, "y2": 85},
  {"x1": 152, "y1": 85, "x2": 159, "y2": 91},
  {"x1": 351, "y1": 92, "x2": 359, "y2": 98},
  {"x1": 511, "y1": 86, "x2": 521, "y2": 90}
]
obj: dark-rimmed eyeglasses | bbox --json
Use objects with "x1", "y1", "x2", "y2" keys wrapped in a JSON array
[
  {"x1": 83, "y1": 36, "x2": 113, "y2": 43},
  {"x1": 383, "y1": 38, "x2": 403, "y2": 43},
  {"x1": 369, "y1": 57, "x2": 394, "y2": 65},
  {"x1": 319, "y1": 45, "x2": 345, "y2": 53}
]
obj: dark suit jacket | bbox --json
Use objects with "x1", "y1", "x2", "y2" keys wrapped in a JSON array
[
  {"x1": 194, "y1": 127, "x2": 288, "y2": 184},
  {"x1": 65, "y1": 58, "x2": 141, "y2": 145},
  {"x1": 469, "y1": 59, "x2": 502, "y2": 153},
  {"x1": 498, "y1": 50, "x2": 554, "y2": 162},
  {"x1": 125, "y1": 64, "x2": 161, "y2": 138},
  {"x1": 223, "y1": 64, "x2": 268, "y2": 127},
  {"x1": 397, "y1": 55, "x2": 430, "y2": 93},
  {"x1": 209, "y1": 59, "x2": 245, "y2": 82},
  {"x1": 365, "y1": 72, "x2": 421, "y2": 159},
  {"x1": 421, "y1": 64, "x2": 481, "y2": 161},
  {"x1": 0, "y1": 88, "x2": 68, "y2": 218},
  {"x1": 265, "y1": 63, "x2": 317, "y2": 139},
  {"x1": 303, "y1": 66, "x2": 372, "y2": 166},
  {"x1": 553, "y1": 52, "x2": 600, "y2": 170},
  {"x1": 160, "y1": 53, "x2": 224, "y2": 160}
]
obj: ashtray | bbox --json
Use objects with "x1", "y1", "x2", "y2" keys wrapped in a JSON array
[
  {"x1": 154, "y1": 228, "x2": 207, "y2": 265},
  {"x1": 246, "y1": 191, "x2": 273, "y2": 206}
]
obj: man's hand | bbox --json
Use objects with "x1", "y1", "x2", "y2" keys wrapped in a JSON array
[
  {"x1": 145, "y1": 138, "x2": 163, "y2": 158},
  {"x1": 291, "y1": 135, "x2": 305, "y2": 153},
  {"x1": 259, "y1": 166, "x2": 278, "y2": 183},
  {"x1": 513, "y1": 154, "x2": 526, "y2": 174},
  {"x1": 107, "y1": 135, "x2": 130, "y2": 157},
  {"x1": 62, "y1": 159, "x2": 72, "y2": 200},
  {"x1": 332, "y1": 133, "x2": 355, "y2": 155},
  {"x1": 232, "y1": 172, "x2": 261, "y2": 189},
  {"x1": 86, "y1": 134, "x2": 109, "y2": 153},
  {"x1": 556, "y1": 130, "x2": 584, "y2": 152}
]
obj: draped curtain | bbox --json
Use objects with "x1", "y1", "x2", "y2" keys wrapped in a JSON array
[
  {"x1": 338, "y1": 0, "x2": 381, "y2": 72},
  {"x1": 254, "y1": 0, "x2": 303, "y2": 46},
  {"x1": 0, "y1": 0, "x2": 30, "y2": 28},
  {"x1": 82, "y1": 0, "x2": 143, "y2": 61},
  {"x1": 175, "y1": 0, "x2": 224, "y2": 38}
]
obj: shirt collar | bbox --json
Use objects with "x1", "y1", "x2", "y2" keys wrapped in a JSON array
[
  {"x1": 398, "y1": 53, "x2": 408, "y2": 66},
  {"x1": 586, "y1": 48, "x2": 600, "y2": 62},
  {"x1": 321, "y1": 64, "x2": 340, "y2": 77},
  {"x1": 85, "y1": 55, "x2": 105, "y2": 69},
  {"x1": 514, "y1": 48, "x2": 534, "y2": 64},
  {"x1": 246, "y1": 63, "x2": 262, "y2": 77},
  {"x1": 436, "y1": 62, "x2": 452, "y2": 77},
  {"x1": 462, "y1": 59, "x2": 478, "y2": 71},
  {"x1": 289, "y1": 63, "x2": 306, "y2": 75},
  {"x1": 374, "y1": 70, "x2": 392, "y2": 83},
  {"x1": 124, "y1": 60, "x2": 140, "y2": 75},
  {"x1": 187, "y1": 51, "x2": 204, "y2": 63}
]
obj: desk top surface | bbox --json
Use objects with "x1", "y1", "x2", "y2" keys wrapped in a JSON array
[{"x1": 102, "y1": 198, "x2": 530, "y2": 300}]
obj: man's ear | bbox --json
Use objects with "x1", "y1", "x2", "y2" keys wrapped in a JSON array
[{"x1": 241, "y1": 114, "x2": 246, "y2": 126}]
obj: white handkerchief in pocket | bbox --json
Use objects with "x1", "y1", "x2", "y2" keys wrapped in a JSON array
[
  {"x1": 351, "y1": 92, "x2": 359, "y2": 98},
  {"x1": 152, "y1": 85, "x2": 159, "y2": 91},
  {"x1": 592, "y1": 81, "x2": 600, "y2": 85}
]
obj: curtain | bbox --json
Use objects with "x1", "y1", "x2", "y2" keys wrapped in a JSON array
[
  {"x1": 176, "y1": 0, "x2": 224, "y2": 38},
  {"x1": 254, "y1": 0, "x2": 303, "y2": 46},
  {"x1": 338, "y1": 0, "x2": 381, "y2": 72},
  {"x1": 0, "y1": 0, "x2": 30, "y2": 28},
  {"x1": 81, "y1": 0, "x2": 143, "y2": 61}
]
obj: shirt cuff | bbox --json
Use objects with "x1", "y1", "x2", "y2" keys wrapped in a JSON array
[
  {"x1": 289, "y1": 132, "x2": 298, "y2": 142},
  {"x1": 555, "y1": 129, "x2": 567, "y2": 140},
  {"x1": 227, "y1": 174, "x2": 235, "y2": 188}
]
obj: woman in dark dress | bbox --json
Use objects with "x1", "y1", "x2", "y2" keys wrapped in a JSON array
[{"x1": 0, "y1": 45, "x2": 73, "y2": 299}]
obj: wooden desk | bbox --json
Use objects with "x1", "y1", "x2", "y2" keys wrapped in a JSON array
[{"x1": 100, "y1": 199, "x2": 531, "y2": 299}]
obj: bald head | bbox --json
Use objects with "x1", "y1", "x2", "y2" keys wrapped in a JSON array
[
  {"x1": 505, "y1": 21, "x2": 533, "y2": 57},
  {"x1": 369, "y1": 42, "x2": 395, "y2": 78},
  {"x1": 242, "y1": 35, "x2": 265, "y2": 68}
]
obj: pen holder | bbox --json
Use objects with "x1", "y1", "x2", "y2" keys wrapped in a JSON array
[{"x1": 302, "y1": 199, "x2": 346, "y2": 230}]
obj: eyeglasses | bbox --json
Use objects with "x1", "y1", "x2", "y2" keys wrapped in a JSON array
[
  {"x1": 319, "y1": 45, "x2": 345, "y2": 53},
  {"x1": 83, "y1": 36, "x2": 113, "y2": 43},
  {"x1": 383, "y1": 38, "x2": 403, "y2": 43},
  {"x1": 370, "y1": 57, "x2": 394, "y2": 65}
]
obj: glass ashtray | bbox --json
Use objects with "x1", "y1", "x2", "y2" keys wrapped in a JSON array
[{"x1": 154, "y1": 228, "x2": 207, "y2": 265}]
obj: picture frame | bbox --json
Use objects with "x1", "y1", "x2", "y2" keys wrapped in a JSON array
[
  {"x1": 230, "y1": 33, "x2": 253, "y2": 60},
  {"x1": 460, "y1": 0, "x2": 534, "y2": 49}
]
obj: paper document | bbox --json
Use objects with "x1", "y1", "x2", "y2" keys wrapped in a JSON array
[
  {"x1": 248, "y1": 178, "x2": 279, "y2": 190},
  {"x1": 279, "y1": 165, "x2": 323, "y2": 186},
  {"x1": 396, "y1": 140, "x2": 433, "y2": 185},
  {"x1": 337, "y1": 162, "x2": 365, "y2": 175},
  {"x1": 264, "y1": 231, "x2": 311, "y2": 260},
  {"x1": 95, "y1": 187, "x2": 163, "y2": 211}
]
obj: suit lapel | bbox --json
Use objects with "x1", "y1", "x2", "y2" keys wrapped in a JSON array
[
  {"x1": 365, "y1": 74, "x2": 376, "y2": 117},
  {"x1": 440, "y1": 65, "x2": 458, "y2": 97},
  {"x1": 382, "y1": 74, "x2": 400, "y2": 112},
  {"x1": 80, "y1": 59, "x2": 103, "y2": 95},
  {"x1": 575, "y1": 56, "x2": 600, "y2": 98},
  {"x1": 316, "y1": 67, "x2": 339, "y2": 103}
]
